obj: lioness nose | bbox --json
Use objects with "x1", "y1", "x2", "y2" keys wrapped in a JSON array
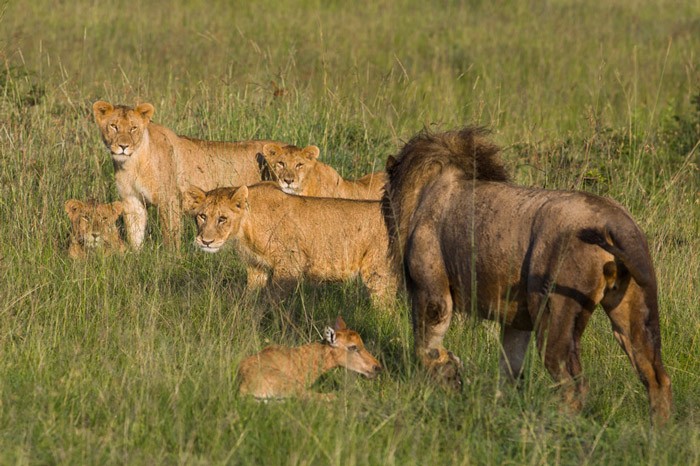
[
  {"x1": 119, "y1": 144, "x2": 129, "y2": 151},
  {"x1": 284, "y1": 176, "x2": 294, "y2": 184},
  {"x1": 201, "y1": 238, "x2": 213, "y2": 246}
]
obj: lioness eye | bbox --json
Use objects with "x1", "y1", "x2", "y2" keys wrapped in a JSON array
[
  {"x1": 198, "y1": 213, "x2": 207, "y2": 222},
  {"x1": 130, "y1": 126, "x2": 137, "y2": 133},
  {"x1": 348, "y1": 345, "x2": 359, "y2": 352},
  {"x1": 295, "y1": 163, "x2": 303, "y2": 170},
  {"x1": 110, "y1": 124, "x2": 118, "y2": 131},
  {"x1": 276, "y1": 162, "x2": 285, "y2": 169},
  {"x1": 217, "y1": 216, "x2": 227, "y2": 224}
]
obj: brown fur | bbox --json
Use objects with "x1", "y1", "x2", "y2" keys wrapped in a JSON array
[
  {"x1": 382, "y1": 127, "x2": 672, "y2": 425},
  {"x1": 185, "y1": 182, "x2": 399, "y2": 307},
  {"x1": 237, "y1": 316, "x2": 381, "y2": 399},
  {"x1": 93, "y1": 100, "x2": 286, "y2": 250},
  {"x1": 64, "y1": 199, "x2": 126, "y2": 258},
  {"x1": 262, "y1": 143, "x2": 386, "y2": 199}
]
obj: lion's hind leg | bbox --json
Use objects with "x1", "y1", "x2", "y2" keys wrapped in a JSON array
[
  {"x1": 531, "y1": 292, "x2": 591, "y2": 413},
  {"x1": 499, "y1": 326, "x2": 531, "y2": 382},
  {"x1": 601, "y1": 280, "x2": 672, "y2": 426}
]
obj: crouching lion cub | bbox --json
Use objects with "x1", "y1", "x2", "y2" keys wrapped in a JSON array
[
  {"x1": 64, "y1": 199, "x2": 126, "y2": 258},
  {"x1": 185, "y1": 182, "x2": 398, "y2": 307},
  {"x1": 262, "y1": 143, "x2": 387, "y2": 200},
  {"x1": 93, "y1": 100, "x2": 286, "y2": 250}
]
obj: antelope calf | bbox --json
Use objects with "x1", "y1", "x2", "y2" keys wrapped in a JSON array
[{"x1": 237, "y1": 317, "x2": 382, "y2": 400}]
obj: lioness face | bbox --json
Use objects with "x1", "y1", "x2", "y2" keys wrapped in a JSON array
[
  {"x1": 93, "y1": 101, "x2": 155, "y2": 162},
  {"x1": 262, "y1": 143, "x2": 320, "y2": 195},
  {"x1": 64, "y1": 199, "x2": 124, "y2": 250},
  {"x1": 186, "y1": 186, "x2": 249, "y2": 253}
]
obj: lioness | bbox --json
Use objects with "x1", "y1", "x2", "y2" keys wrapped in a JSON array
[
  {"x1": 93, "y1": 100, "x2": 285, "y2": 249},
  {"x1": 186, "y1": 182, "x2": 398, "y2": 306},
  {"x1": 382, "y1": 127, "x2": 671, "y2": 425},
  {"x1": 64, "y1": 199, "x2": 126, "y2": 258},
  {"x1": 262, "y1": 143, "x2": 386, "y2": 200}
]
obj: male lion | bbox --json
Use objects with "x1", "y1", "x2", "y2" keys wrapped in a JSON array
[
  {"x1": 93, "y1": 100, "x2": 285, "y2": 249},
  {"x1": 262, "y1": 143, "x2": 387, "y2": 200},
  {"x1": 382, "y1": 127, "x2": 671, "y2": 425},
  {"x1": 185, "y1": 182, "x2": 398, "y2": 306},
  {"x1": 64, "y1": 199, "x2": 126, "y2": 258}
]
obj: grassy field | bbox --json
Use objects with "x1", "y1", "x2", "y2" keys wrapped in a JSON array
[{"x1": 1, "y1": 0, "x2": 699, "y2": 464}]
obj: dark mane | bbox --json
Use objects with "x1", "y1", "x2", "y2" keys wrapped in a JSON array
[
  {"x1": 382, "y1": 127, "x2": 509, "y2": 263},
  {"x1": 386, "y1": 126, "x2": 509, "y2": 185}
]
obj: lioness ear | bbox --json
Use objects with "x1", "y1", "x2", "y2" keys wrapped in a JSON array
[
  {"x1": 134, "y1": 103, "x2": 155, "y2": 121},
  {"x1": 385, "y1": 155, "x2": 397, "y2": 171},
  {"x1": 64, "y1": 199, "x2": 84, "y2": 219},
  {"x1": 229, "y1": 185, "x2": 249, "y2": 209},
  {"x1": 323, "y1": 327, "x2": 337, "y2": 346},
  {"x1": 334, "y1": 316, "x2": 347, "y2": 331},
  {"x1": 110, "y1": 201, "x2": 124, "y2": 217},
  {"x1": 183, "y1": 186, "x2": 206, "y2": 214},
  {"x1": 262, "y1": 143, "x2": 283, "y2": 159},
  {"x1": 302, "y1": 145, "x2": 320, "y2": 160},
  {"x1": 92, "y1": 101, "x2": 114, "y2": 123}
]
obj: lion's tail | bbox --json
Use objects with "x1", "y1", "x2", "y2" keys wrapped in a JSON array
[{"x1": 577, "y1": 224, "x2": 656, "y2": 289}]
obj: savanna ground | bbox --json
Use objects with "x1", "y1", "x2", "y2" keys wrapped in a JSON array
[{"x1": 1, "y1": 0, "x2": 698, "y2": 464}]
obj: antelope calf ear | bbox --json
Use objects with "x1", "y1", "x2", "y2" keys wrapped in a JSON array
[
  {"x1": 334, "y1": 316, "x2": 347, "y2": 331},
  {"x1": 324, "y1": 327, "x2": 337, "y2": 346},
  {"x1": 183, "y1": 186, "x2": 206, "y2": 214}
]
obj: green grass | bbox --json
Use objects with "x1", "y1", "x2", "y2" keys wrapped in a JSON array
[{"x1": 1, "y1": 0, "x2": 699, "y2": 464}]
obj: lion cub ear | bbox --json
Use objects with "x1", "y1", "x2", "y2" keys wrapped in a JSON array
[
  {"x1": 110, "y1": 201, "x2": 124, "y2": 218},
  {"x1": 92, "y1": 101, "x2": 114, "y2": 123},
  {"x1": 64, "y1": 199, "x2": 84, "y2": 220},
  {"x1": 229, "y1": 186, "x2": 249, "y2": 210},
  {"x1": 262, "y1": 143, "x2": 283, "y2": 160},
  {"x1": 385, "y1": 155, "x2": 397, "y2": 171},
  {"x1": 302, "y1": 145, "x2": 320, "y2": 160},
  {"x1": 183, "y1": 186, "x2": 207, "y2": 214},
  {"x1": 134, "y1": 103, "x2": 155, "y2": 121}
]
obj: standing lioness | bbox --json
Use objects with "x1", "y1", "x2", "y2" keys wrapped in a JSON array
[
  {"x1": 93, "y1": 100, "x2": 284, "y2": 249},
  {"x1": 186, "y1": 182, "x2": 398, "y2": 307}
]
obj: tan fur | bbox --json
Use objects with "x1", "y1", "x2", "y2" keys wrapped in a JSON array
[
  {"x1": 64, "y1": 199, "x2": 126, "y2": 258},
  {"x1": 238, "y1": 317, "x2": 381, "y2": 399},
  {"x1": 185, "y1": 182, "x2": 398, "y2": 307},
  {"x1": 93, "y1": 100, "x2": 286, "y2": 249},
  {"x1": 262, "y1": 143, "x2": 386, "y2": 199},
  {"x1": 382, "y1": 127, "x2": 672, "y2": 425}
]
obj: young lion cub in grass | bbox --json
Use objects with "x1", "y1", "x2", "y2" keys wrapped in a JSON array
[
  {"x1": 262, "y1": 143, "x2": 387, "y2": 200},
  {"x1": 64, "y1": 199, "x2": 126, "y2": 258},
  {"x1": 185, "y1": 182, "x2": 399, "y2": 307},
  {"x1": 237, "y1": 316, "x2": 382, "y2": 400}
]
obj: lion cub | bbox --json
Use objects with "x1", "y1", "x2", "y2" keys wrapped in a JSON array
[
  {"x1": 64, "y1": 199, "x2": 126, "y2": 258},
  {"x1": 237, "y1": 316, "x2": 382, "y2": 400},
  {"x1": 185, "y1": 182, "x2": 398, "y2": 306},
  {"x1": 262, "y1": 143, "x2": 387, "y2": 200}
]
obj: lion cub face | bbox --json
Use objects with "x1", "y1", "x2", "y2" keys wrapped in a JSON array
[
  {"x1": 262, "y1": 143, "x2": 320, "y2": 195},
  {"x1": 64, "y1": 199, "x2": 125, "y2": 258},
  {"x1": 185, "y1": 186, "x2": 249, "y2": 253},
  {"x1": 93, "y1": 100, "x2": 155, "y2": 162}
]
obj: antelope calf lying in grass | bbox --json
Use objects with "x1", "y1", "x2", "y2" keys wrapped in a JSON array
[{"x1": 237, "y1": 317, "x2": 382, "y2": 400}]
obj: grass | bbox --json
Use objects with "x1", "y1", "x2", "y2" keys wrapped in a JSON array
[{"x1": 1, "y1": 0, "x2": 699, "y2": 464}]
